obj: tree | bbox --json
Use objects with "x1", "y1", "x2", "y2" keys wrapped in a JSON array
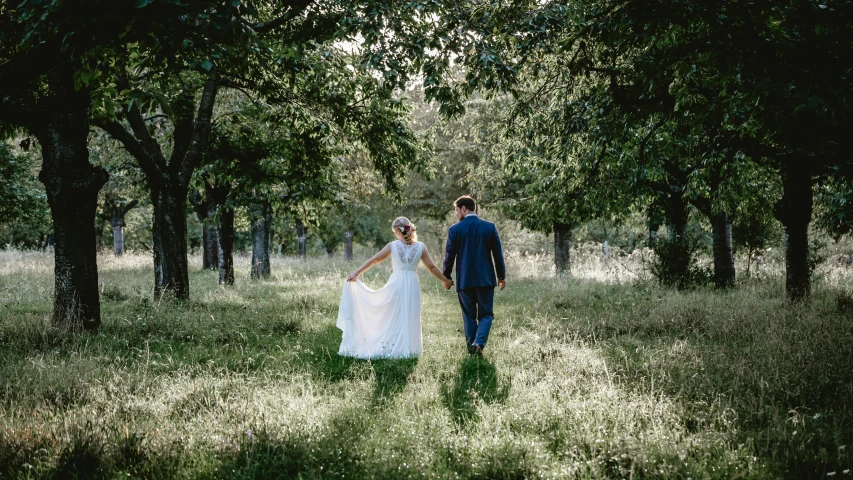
[
  {"x1": 0, "y1": 141, "x2": 51, "y2": 249},
  {"x1": 0, "y1": 62, "x2": 109, "y2": 329},
  {"x1": 439, "y1": 0, "x2": 853, "y2": 299},
  {"x1": 90, "y1": 128, "x2": 147, "y2": 256},
  {"x1": 0, "y1": 1, "x2": 249, "y2": 327},
  {"x1": 189, "y1": 189, "x2": 219, "y2": 270},
  {"x1": 0, "y1": 0, "x2": 471, "y2": 326}
]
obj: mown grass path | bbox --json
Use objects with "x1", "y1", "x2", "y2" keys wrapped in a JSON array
[{"x1": 1, "y1": 252, "x2": 852, "y2": 479}]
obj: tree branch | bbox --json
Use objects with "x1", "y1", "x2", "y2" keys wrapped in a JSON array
[
  {"x1": 122, "y1": 199, "x2": 140, "y2": 216},
  {"x1": 219, "y1": 77, "x2": 260, "y2": 102},
  {"x1": 248, "y1": 0, "x2": 316, "y2": 33},
  {"x1": 116, "y1": 71, "x2": 169, "y2": 178},
  {"x1": 687, "y1": 194, "x2": 712, "y2": 217},
  {"x1": 95, "y1": 119, "x2": 164, "y2": 186},
  {"x1": 169, "y1": 88, "x2": 196, "y2": 170},
  {"x1": 178, "y1": 73, "x2": 220, "y2": 186}
]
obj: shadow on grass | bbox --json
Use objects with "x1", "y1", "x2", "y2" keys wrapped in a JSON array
[
  {"x1": 285, "y1": 322, "x2": 419, "y2": 407},
  {"x1": 220, "y1": 417, "x2": 369, "y2": 479},
  {"x1": 584, "y1": 292, "x2": 853, "y2": 479},
  {"x1": 441, "y1": 356, "x2": 509, "y2": 428},
  {"x1": 369, "y1": 357, "x2": 418, "y2": 407}
]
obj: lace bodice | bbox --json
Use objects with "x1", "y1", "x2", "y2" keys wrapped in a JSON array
[{"x1": 391, "y1": 240, "x2": 423, "y2": 272}]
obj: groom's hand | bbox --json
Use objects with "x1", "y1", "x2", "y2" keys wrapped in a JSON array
[
  {"x1": 498, "y1": 279, "x2": 506, "y2": 291},
  {"x1": 443, "y1": 279, "x2": 453, "y2": 290}
]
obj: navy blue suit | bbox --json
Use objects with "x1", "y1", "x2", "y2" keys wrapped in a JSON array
[{"x1": 442, "y1": 214, "x2": 506, "y2": 348}]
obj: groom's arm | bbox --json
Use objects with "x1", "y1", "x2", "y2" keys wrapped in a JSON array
[
  {"x1": 442, "y1": 228, "x2": 456, "y2": 279},
  {"x1": 491, "y1": 225, "x2": 507, "y2": 281}
]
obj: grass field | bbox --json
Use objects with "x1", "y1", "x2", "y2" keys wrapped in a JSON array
[{"x1": 1, "y1": 250, "x2": 852, "y2": 479}]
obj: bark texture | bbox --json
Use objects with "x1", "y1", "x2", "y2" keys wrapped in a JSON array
[
  {"x1": 297, "y1": 219, "x2": 307, "y2": 259},
  {"x1": 251, "y1": 201, "x2": 272, "y2": 279},
  {"x1": 663, "y1": 192, "x2": 691, "y2": 288},
  {"x1": 191, "y1": 192, "x2": 219, "y2": 270},
  {"x1": 95, "y1": 226, "x2": 105, "y2": 252},
  {"x1": 151, "y1": 184, "x2": 191, "y2": 299},
  {"x1": 96, "y1": 73, "x2": 219, "y2": 300},
  {"x1": 553, "y1": 222, "x2": 572, "y2": 275},
  {"x1": 202, "y1": 224, "x2": 220, "y2": 270},
  {"x1": 344, "y1": 228, "x2": 354, "y2": 262},
  {"x1": 109, "y1": 200, "x2": 137, "y2": 256},
  {"x1": 710, "y1": 214, "x2": 735, "y2": 288},
  {"x1": 34, "y1": 69, "x2": 109, "y2": 330},
  {"x1": 686, "y1": 159, "x2": 737, "y2": 289},
  {"x1": 218, "y1": 207, "x2": 235, "y2": 286},
  {"x1": 774, "y1": 161, "x2": 814, "y2": 301}
]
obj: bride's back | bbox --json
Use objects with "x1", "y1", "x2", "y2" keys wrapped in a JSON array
[{"x1": 391, "y1": 240, "x2": 423, "y2": 272}]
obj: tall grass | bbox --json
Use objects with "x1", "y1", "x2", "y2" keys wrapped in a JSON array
[{"x1": 0, "y1": 250, "x2": 852, "y2": 478}]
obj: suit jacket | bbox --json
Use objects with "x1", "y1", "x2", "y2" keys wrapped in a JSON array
[{"x1": 442, "y1": 215, "x2": 506, "y2": 291}]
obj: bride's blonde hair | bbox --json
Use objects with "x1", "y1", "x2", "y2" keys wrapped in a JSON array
[{"x1": 392, "y1": 217, "x2": 417, "y2": 245}]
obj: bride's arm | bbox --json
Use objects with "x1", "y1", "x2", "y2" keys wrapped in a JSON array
[
  {"x1": 421, "y1": 245, "x2": 453, "y2": 289},
  {"x1": 346, "y1": 244, "x2": 392, "y2": 282}
]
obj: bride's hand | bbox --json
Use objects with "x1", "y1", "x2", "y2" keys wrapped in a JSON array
[
  {"x1": 346, "y1": 272, "x2": 359, "y2": 282},
  {"x1": 443, "y1": 279, "x2": 454, "y2": 290}
]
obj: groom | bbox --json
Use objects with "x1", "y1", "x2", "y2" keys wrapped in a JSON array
[{"x1": 442, "y1": 195, "x2": 507, "y2": 357}]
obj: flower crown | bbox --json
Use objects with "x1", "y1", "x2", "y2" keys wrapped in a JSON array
[{"x1": 398, "y1": 224, "x2": 415, "y2": 234}]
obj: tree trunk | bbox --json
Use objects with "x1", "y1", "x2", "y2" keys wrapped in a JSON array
[
  {"x1": 218, "y1": 207, "x2": 235, "y2": 286},
  {"x1": 202, "y1": 224, "x2": 219, "y2": 270},
  {"x1": 107, "y1": 200, "x2": 137, "y2": 256},
  {"x1": 95, "y1": 225, "x2": 105, "y2": 252},
  {"x1": 192, "y1": 194, "x2": 219, "y2": 271},
  {"x1": 648, "y1": 204, "x2": 663, "y2": 249},
  {"x1": 711, "y1": 214, "x2": 735, "y2": 288},
  {"x1": 344, "y1": 227, "x2": 354, "y2": 262},
  {"x1": 251, "y1": 200, "x2": 272, "y2": 279},
  {"x1": 664, "y1": 193, "x2": 690, "y2": 288},
  {"x1": 296, "y1": 219, "x2": 307, "y2": 260},
  {"x1": 34, "y1": 70, "x2": 108, "y2": 331},
  {"x1": 110, "y1": 208, "x2": 125, "y2": 256},
  {"x1": 96, "y1": 74, "x2": 218, "y2": 300},
  {"x1": 112, "y1": 224, "x2": 125, "y2": 256},
  {"x1": 151, "y1": 184, "x2": 190, "y2": 300},
  {"x1": 554, "y1": 222, "x2": 572, "y2": 275},
  {"x1": 774, "y1": 161, "x2": 813, "y2": 301}
]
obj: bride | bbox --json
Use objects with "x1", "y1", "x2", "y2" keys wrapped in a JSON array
[{"x1": 336, "y1": 217, "x2": 453, "y2": 359}]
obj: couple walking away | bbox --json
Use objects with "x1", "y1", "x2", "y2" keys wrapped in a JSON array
[{"x1": 336, "y1": 195, "x2": 507, "y2": 359}]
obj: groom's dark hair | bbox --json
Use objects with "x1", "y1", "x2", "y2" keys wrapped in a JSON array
[{"x1": 454, "y1": 195, "x2": 476, "y2": 212}]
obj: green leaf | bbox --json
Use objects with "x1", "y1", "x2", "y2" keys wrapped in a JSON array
[{"x1": 200, "y1": 60, "x2": 214, "y2": 71}]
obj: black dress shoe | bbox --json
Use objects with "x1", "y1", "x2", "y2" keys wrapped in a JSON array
[{"x1": 469, "y1": 344, "x2": 483, "y2": 357}]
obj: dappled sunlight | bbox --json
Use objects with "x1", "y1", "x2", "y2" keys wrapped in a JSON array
[{"x1": 1, "y1": 250, "x2": 852, "y2": 477}]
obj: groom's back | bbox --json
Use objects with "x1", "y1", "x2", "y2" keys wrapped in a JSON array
[{"x1": 445, "y1": 216, "x2": 505, "y2": 290}]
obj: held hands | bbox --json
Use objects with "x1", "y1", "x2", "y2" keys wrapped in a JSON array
[
  {"x1": 346, "y1": 272, "x2": 359, "y2": 282},
  {"x1": 498, "y1": 279, "x2": 507, "y2": 291},
  {"x1": 442, "y1": 279, "x2": 454, "y2": 290}
]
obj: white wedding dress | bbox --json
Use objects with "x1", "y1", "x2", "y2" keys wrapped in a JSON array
[{"x1": 337, "y1": 240, "x2": 424, "y2": 359}]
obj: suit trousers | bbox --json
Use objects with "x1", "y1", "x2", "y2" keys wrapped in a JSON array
[{"x1": 457, "y1": 287, "x2": 495, "y2": 348}]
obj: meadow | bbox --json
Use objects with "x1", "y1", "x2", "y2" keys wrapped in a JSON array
[{"x1": 1, "y1": 249, "x2": 852, "y2": 479}]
